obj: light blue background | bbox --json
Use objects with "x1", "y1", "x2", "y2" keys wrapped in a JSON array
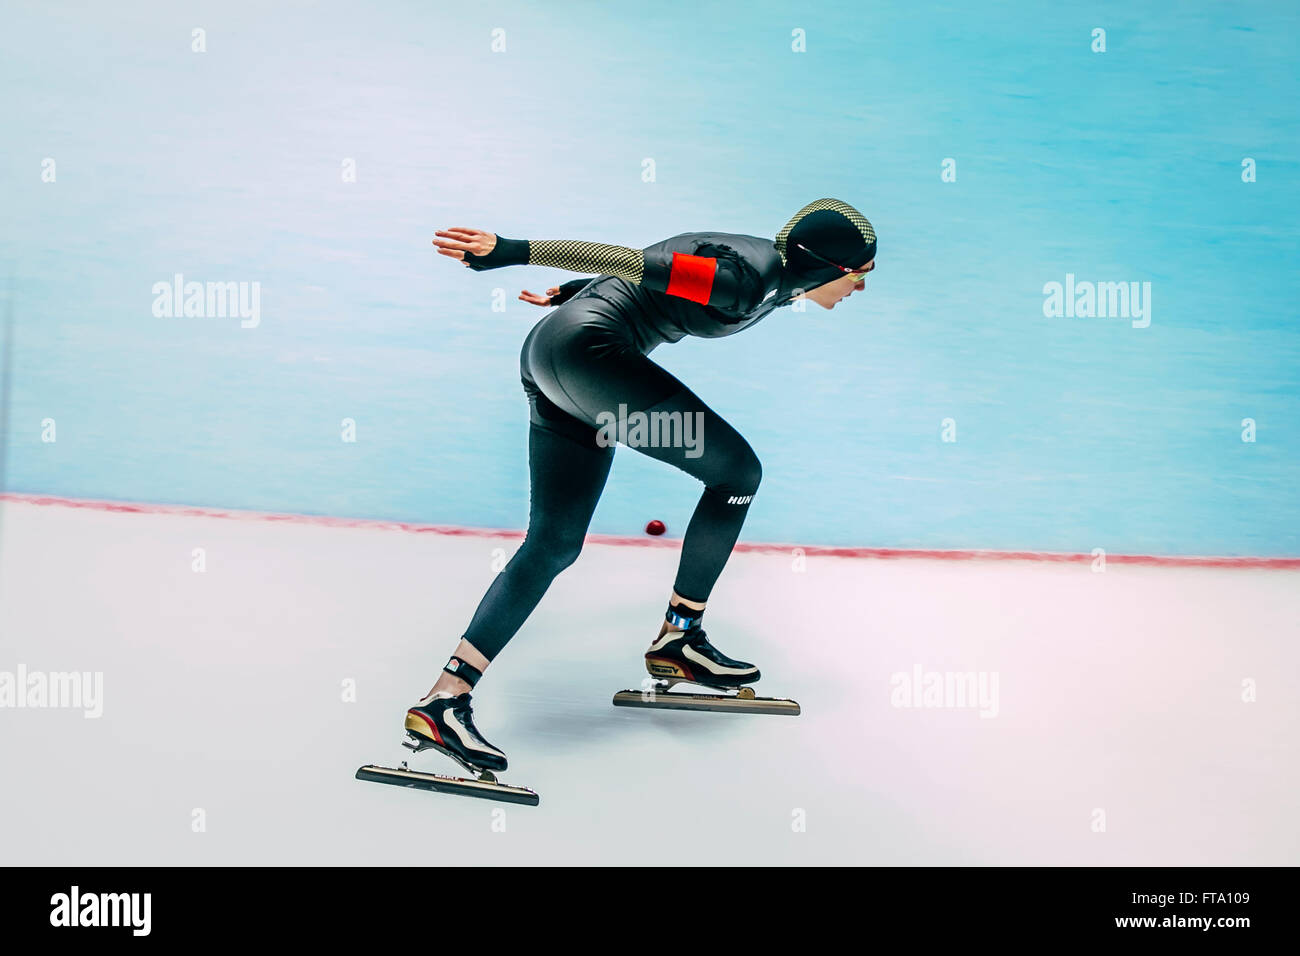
[{"x1": 2, "y1": 0, "x2": 1297, "y2": 554}]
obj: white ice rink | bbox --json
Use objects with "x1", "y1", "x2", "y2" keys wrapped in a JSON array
[{"x1": 1, "y1": 496, "x2": 1296, "y2": 866}]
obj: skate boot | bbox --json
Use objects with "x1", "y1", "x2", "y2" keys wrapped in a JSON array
[
  {"x1": 403, "y1": 691, "x2": 507, "y2": 773},
  {"x1": 612, "y1": 605, "x2": 799, "y2": 716},
  {"x1": 644, "y1": 625, "x2": 761, "y2": 690},
  {"x1": 356, "y1": 656, "x2": 539, "y2": 805}
]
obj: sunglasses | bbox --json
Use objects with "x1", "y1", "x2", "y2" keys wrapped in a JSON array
[{"x1": 795, "y1": 242, "x2": 872, "y2": 281}]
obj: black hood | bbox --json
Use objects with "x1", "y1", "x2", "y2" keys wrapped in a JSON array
[{"x1": 773, "y1": 198, "x2": 877, "y2": 294}]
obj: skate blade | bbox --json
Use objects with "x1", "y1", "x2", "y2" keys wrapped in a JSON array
[
  {"x1": 612, "y1": 686, "x2": 801, "y2": 716},
  {"x1": 355, "y1": 765, "x2": 540, "y2": 806}
]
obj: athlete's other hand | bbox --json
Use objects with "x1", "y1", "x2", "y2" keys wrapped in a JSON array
[
  {"x1": 433, "y1": 228, "x2": 497, "y2": 265},
  {"x1": 519, "y1": 287, "x2": 561, "y2": 307}
]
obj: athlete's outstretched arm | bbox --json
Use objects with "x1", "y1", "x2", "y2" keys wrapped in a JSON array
[{"x1": 433, "y1": 227, "x2": 756, "y2": 312}]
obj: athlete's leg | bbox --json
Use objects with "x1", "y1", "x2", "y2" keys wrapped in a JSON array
[
  {"x1": 426, "y1": 394, "x2": 613, "y2": 697},
  {"x1": 625, "y1": 384, "x2": 762, "y2": 634},
  {"x1": 530, "y1": 332, "x2": 761, "y2": 633}
]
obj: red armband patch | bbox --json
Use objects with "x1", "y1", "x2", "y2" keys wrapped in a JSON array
[{"x1": 665, "y1": 253, "x2": 717, "y2": 304}]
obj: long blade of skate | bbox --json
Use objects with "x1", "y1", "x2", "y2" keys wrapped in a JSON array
[
  {"x1": 356, "y1": 765, "x2": 540, "y2": 806},
  {"x1": 612, "y1": 688, "x2": 801, "y2": 716}
]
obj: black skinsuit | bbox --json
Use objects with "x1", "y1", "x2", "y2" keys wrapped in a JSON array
[{"x1": 457, "y1": 207, "x2": 874, "y2": 660}]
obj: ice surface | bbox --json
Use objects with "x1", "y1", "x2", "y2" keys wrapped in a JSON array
[{"x1": 0, "y1": 499, "x2": 1296, "y2": 865}]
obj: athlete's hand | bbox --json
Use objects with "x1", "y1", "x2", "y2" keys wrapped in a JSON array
[
  {"x1": 433, "y1": 228, "x2": 497, "y2": 266},
  {"x1": 519, "y1": 287, "x2": 561, "y2": 307}
]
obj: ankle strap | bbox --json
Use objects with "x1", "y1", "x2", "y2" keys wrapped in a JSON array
[
  {"x1": 665, "y1": 602, "x2": 703, "y2": 630},
  {"x1": 443, "y1": 656, "x2": 483, "y2": 688}
]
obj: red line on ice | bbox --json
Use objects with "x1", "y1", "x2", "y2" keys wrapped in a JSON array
[{"x1": 3, "y1": 492, "x2": 1297, "y2": 569}]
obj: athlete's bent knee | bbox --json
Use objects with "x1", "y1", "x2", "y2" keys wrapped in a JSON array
[
  {"x1": 551, "y1": 540, "x2": 584, "y2": 573},
  {"x1": 735, "y1": 452, "x2": 762, "y2": 497},
  {"x1": 708, "y1": 445, "x2": 761, "y2": 502},
  {"x1": 521, "y1": 534, "x2": 584, "y2": 576}
]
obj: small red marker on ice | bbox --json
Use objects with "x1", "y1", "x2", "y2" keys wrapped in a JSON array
[{"x1": 645, "y1": 519, "x2": 666, "y2": 536}]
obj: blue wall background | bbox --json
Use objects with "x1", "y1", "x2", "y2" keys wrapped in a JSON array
[{"x1": 2, "y1": 0, "x2": 1297, "y2": 555}]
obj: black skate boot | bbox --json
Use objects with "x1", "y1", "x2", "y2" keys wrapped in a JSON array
[
  {"x1": 611, "y1": 605, "x2": 799, "y2": 716},
  {"x1": 645, "y1": 625, "x2": 761, "y2": 690},
  {"x1": 404, "y1": 692, "x2": 507, "y2": 773},
  {"x1": 356, "y1": 656, "x2": 539, "y2": 805}
]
